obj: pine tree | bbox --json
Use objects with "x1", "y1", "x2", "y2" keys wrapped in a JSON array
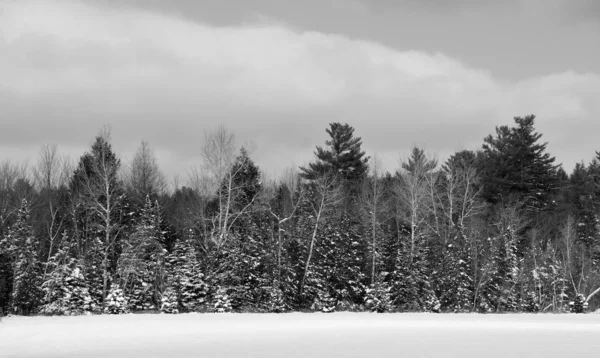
[
  {"x1": 482, "y1": 115, "x2": 559, "y2": 212},
  {"x1": 300, "y1": 123, "x2": 369, "y2": 183}
]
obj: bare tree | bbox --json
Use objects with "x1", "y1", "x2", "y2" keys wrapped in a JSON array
[
  {"x1": 359, "y1": 154, "x2": 386, "y2": 285},
  {"x1": 298, "y1": 174, "x2": 343, "y2": 296},
  {"x1": 76, "y1": 128, "x2": 125, "y2": 303},
  {"x1": 124, "y1": 141, "x2": 167, "y2": 202},
  {"x1": 32, "y1": 145, "x2": 72, "y2": 278},
  {"x1": 32, "y1": 144, "x2": 59, "y2": 190},
  {"x1": 197, "y1": 125, "x2": 261, "y2": 249},
  {"x1": 263, "y1": 178, "x2": 304, "y2": 281},
  {"x1": 0, "y1": 160, "x2": 30, "y2": 233},
  {"x1": 429, "y1": 154, "x2": 484, "y2": 245},
  {"x1": 279, "y1": 165, "x2": 300, "y2": 195},
  {"x1": 393, "y1": 147, "x2": 437, "y2": 260}
]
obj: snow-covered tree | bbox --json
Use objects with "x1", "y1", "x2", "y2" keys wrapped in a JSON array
[
  {"x1": 364, "y1": 275, "x2": 393, "y2": 313},
  {"x1": 266, "y1": 281, "x2": 288, "y2": 313},
  {"x1": 311, "y1": 288, "x2": 336, "y2": 313},
  {"x1": 103, "y1": 283, "x2": 130, "y2": 314},
  {"x1": 40, "y1": 232, "x2": 97, "y2": 315},
  {"x1": 118, "y1": 196, "x2": 167, "y2": 311},
  {"x1": 1, "y1": 199, "x2": 42, "y2": 315},
  {"x1": 212, "y1": 286, "x2": 232, "y2": 313},
  {"x1": 164, "y1": 239, "x2": 209, "y2": 312},
  {"x1": 390, "y1": 241, "x2": 439, "y2": 312},
  {"x1": 160, "y1": 285, "x2": 179, "y2": 314},
  {"x1": 70, "y1": 130, "x2": 125, "y2": 305}
]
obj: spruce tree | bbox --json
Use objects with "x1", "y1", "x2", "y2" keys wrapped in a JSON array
[
  {"x1": 2, "y1": 200, "x2": 42, "y2": 315},
  {"x1": 364, "y1": 275, "x2": 393, "y2": 313},
  {"x1": 104, "y1": 283, "x2": 130, "y2": 314},
  {"x1": 569, "y1": 162, "x2": 600, "y2": 249},
  {"x1": 160, "y1": 285, "x2": 179, "y2": 314},
  {"x1": 118, "y1": 196, "x2": 167, "y2": 311},
  {"x1": 40, "y1": 231, "x2": 97, "y2": 315},
  {"x1": 164, "y1": 239, "x2": 209, "y2": 312},
  {"x1": 317, "y1": 214, "x2": 367, "y2": 309}
]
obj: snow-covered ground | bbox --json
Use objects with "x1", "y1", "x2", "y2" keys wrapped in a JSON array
[{"x1": 1, "y1": 313, "x2": 600, "y2": 357}]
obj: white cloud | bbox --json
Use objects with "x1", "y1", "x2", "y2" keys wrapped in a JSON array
[{"x1": 0, "y1": 0, "x2": 599, "y2": 180}]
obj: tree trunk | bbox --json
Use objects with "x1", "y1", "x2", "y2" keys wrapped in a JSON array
[
  {"x1": 299, "y1": 208, "x2": 322, "y2": 297},
  {"x1": 586, "y1": 286, "x2": 600, "y2": 304}
]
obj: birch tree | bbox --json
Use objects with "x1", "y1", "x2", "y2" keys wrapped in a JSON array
[
  {"x1": 199, "y1": 126, "x2": 261, "y2": 249},
  {"x1": 71, "y1": 129, "x2": 124, "y2": 304},
  {"x1": 394, "y1": 147, "x2": 437, "y2": 260},
  {"x1": 32, "y1": 145, "x2": 72, "y2": 279},
  {"x1": 359, "y1": 154, "x2": 386, "y2": 285},
  {"x1": 298, "y1": 173, "x2": 343, "y2": 296}
]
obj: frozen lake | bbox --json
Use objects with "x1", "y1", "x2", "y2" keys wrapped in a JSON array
[{"x1": 1, "y1": 313, "x2": 600, "y2": 357}]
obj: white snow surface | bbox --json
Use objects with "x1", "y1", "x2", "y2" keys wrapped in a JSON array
[{"x1": 2, "y1": 313, "x2": 600, "y2": 357}]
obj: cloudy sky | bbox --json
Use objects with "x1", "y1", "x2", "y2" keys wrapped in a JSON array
[{"x1": 1, "y1": 0, "x2": 599, "y2": 183}]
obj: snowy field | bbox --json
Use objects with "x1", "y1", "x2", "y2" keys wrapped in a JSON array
[{"x1": 2, "y1": 313, "x2": 600, "y2": 358}]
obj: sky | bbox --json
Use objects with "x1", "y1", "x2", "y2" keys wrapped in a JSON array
[{"x1": 1, "y1": 0, "x2": 599, "y2": 184}]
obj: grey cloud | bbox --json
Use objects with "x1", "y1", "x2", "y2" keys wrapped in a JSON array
[{"x1": 1, "y1": 0, "x2": 599, "y2": 180}]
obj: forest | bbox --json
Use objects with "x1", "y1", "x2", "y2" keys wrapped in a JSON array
[{"x1": 1, "y1": 115, "x2": 599, "y2": 316}]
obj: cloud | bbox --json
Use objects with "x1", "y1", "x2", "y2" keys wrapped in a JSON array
[{"x1": 0, "y1": 0, "x2": 599, "y2": 182}]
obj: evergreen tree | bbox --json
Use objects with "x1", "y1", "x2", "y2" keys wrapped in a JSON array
[
  {"x1": 300, "y1": 123, "x2": 369, "y2": 183},
  {"x1": 569, "y1": 162, "x2": 600, "y2": 249},
  {"x1": 212, "y1": 286, "x2": 233, "y2": 313},
  {"x1": 40, "y1": 232, "x2": 97, "y2": 315},
  {"x1": 318, "y1": 214, "x2": 367, "y2": 309},
  {"x1": 70, "y1": 131, "x2": 125, "y2": 306},
  {"x1": 311, "y1": 288, "x2": 337, "y2": 313},
  {"x1": 364, "y1": 273, "x2": 393, "y2": 313},
  {"x1": 390, "y1": 241, "x2": 439, "y2": 312},
  {"x1": 118, "y1": 196, "x2": 167, "y2": 311},
  {"x1": 482, "y1": 115, "x2": 559, "y2": 212},
  {"x1": 434, "y1": 241, "x2": 473, "y2": 312},
  {"x1": 1, "y1": 200, "x2": 42, "y2": 315},
  {"x1": 103, "y1": 283, "x2": 130, "y2": 314},
  {"x1": 160, "y1": 285, "x2": 179, "y2": 314},
  {"x1": 266, "y1": 281, "x2": 288, "y2": 313},
  {"x1": 220, "y1": 148, "x2": 262, "y2": 211},
  {"x1": 164, "y1": 239, "x2": 209, "y2": 312}
]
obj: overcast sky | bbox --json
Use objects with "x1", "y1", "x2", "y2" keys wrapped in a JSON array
[{"x1": 1, "y1": 0, "x2": 599, "y2": 183}]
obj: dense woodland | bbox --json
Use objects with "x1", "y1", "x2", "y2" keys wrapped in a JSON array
[{"x1": 1, "y1": 115, "x2": 599, "y2": 316}]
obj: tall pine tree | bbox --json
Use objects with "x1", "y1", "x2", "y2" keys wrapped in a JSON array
[
  {"x1": 482, "y1": 115, "x2": 559, "y2": 212},
  {"x1": 300, "y1": 123, "x2": 369, "y2": 183}
]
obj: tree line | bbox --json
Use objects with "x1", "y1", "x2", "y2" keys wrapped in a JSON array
[{"x1": 0, "y1": 115, "x2": 599, "y2": 315}]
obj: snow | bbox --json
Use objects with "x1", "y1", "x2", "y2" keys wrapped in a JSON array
[{"x1": 2, "y1": 313, "x2": 600, "y2": 357}]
